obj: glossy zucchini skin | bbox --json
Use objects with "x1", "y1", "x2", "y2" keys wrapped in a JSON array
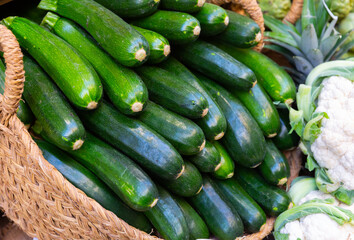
[
  {"x1": 273, "y1": 108, "x2": 300, "y2": 150},
  {"x1": 215, "y1": 10, "x2": 261, "y2": 48},
  {"x1": 36, "y1": 140, "x2": 152, "y2": 233},
  {"x1": 38, "y1": 0, "x2": 150, "y2": 67},
  {"x1": 175, "y1": 40, "x2": 256, "y2": 91},
  {"x1": 211, "y1": 141, "x2": 235, "y2": 180},
  {"x1": 215, "y1": 178, "x2": 267, "y2": 233},
  {"x1": 188, "y1": 141, "x2": 221, "y2": 173},
  {"x1": 160, "y1": 0, "x2": 205, "y2": 13},
  {"x1": 233, "y1": 83, "x2": 280, "y2": 138},
  {"x1": 199, "y1": 74, "x2": 266, "y2": 168},
  {"x1": 145, "y1": 186, "x2": 189, "y2": 240},
  {"x1": 3, "y1": 16, "x2": 102, "y2": 109},
  {"x1": 131, "y1": 10, "x2": 201, "y2": 44},
  {"x1": 136, "y1": 66, "x2": 209, "y2": 119},
  {"x1": 190, "y1": 176, "x2": 244, "y2": 240},
  {"x1": 77, "y1": 101, "x2": 184, "y2": 180},
  {"x1": 235, "y1": 167, "x2": 291, "y2": 216},
  {"x1": 23, "y1": 55, "x2": 86, "y2": 151},
  {"x1": 42, "y1": 13, "x2": 148, "y2": 115},
  {"x1": 159, "y1": 57, "x2": 227, "y2": 141},
  {"x1": 136, "y1": 101, "x2": 205, "y2": 156}
]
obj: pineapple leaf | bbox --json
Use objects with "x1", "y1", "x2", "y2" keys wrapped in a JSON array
[
  {"x1": 320, "y1": 34, "x2": 341, "y2": 57},
  {"x1": 293, "y1": 56, "x2": 314, "y2": 75},
  {"x1": 283, "y1": 20, "x2": 301, "y2": 35},
  {"x1": 283, "y1": 66, "x2": 307, "y2": 84},
  {"x1": 288, "y1": 31, "x2": 302, "y2": 47},
  {"x1": 333, "y1": 35, "x2": 354, "y2": 59},
  {"x1": 295, "y1": 20, "x2": 302, "y2": 34},
  {"x1": 307, "y1": 49, "x2": 324, "y2": 66},
  {"x1": 300, "y1": 24, "x2": 318, "y2": 54},
  {"x1": 324, "y1": 31, "x2": 352, "y2": 61},
  {"x1": 301, "y1": 0, "x2": 317, "y2": 32},
  {"x1": 320, "y1": 2, "x2": 338, "y2": 40},
  {"x1": 264, "y1": 15, "x2": 300, "y2": 37},
  {"x1": 264, "y1": 32, "x2": 298, "y2": 47},
  {"x1": 264, "y1": 45, "x2": 295, "y2": 64},
  {"x1": 266, "y1": 39, "x2": 306, "y2": 58},
  {"x1": 315, "y1": 0, "x2": 330, "y2": 38}
]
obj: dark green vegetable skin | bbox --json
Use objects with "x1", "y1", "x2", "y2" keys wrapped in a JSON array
[
  {"x1": 131, "y1": 10, "x2": 201, "y2": 44},
  {"x1": 160, "y1": 0, "x2": 205, "y2": 13},
  {"x1": 215, "y1": 10, "x2": 261, "y2": 48},
  {"x1": 136, "y1": 101, "x2": 205, "y2": 155},
  {"x1": 145, "y1": 186, "x2": 189, "y2": 240},
  {"x1": 38, "y1": 0, "x2": 150, "y2": 67},
  {"x1": 259, "y1": 139, "x2": 290, "y2": 186},
  {"x1": 190, "y1": 176, "x2": 244, "y2": 240},
  {"x1": 3, "y1": 17, "x2": 102, "y2": 109},
  {"x1": 210, "y1": 41, "x2": 296, "y2": 104},
  {"x1": 42, "y1": 13, "x2": 148, "y2": 115},
  {"x1": 235, "y1": 167, "x2": 291, "y2": 216},
  {"x1": 211, "y1": 141, "x2": 234, "y2": 179},
  {"x1": 273, "y1": 108, "x2": 300, "y2": 150},
  {"x1": 23, "y1": 55, "x2": 86, "y2": 151},
  {"x1": 193, "y1": 3, "x2": 229, "y2": 37},
  {"x1": 36, "y1": 140, "x2": 152, "y2": 233},
  {"x1": 175, "y1": 40, "x2": 256, "y2": 90},
  {"x1": 159, "y1": 57, "x2": 227, "y2": 141},
  {"x1": 233, "y1": 83, "x2": 280, "y2": 138},
  {"x1": 199, "y1": 74, "x2": 266, "y2": 168},
  {"x1": 215, "y1": 178, "x2": 267, "y2": 233},
  {"x1": 136, "y1": 66, "x2": 209, "y2": 119},
  {"x1": 68, "y1": 133, "x2": 158, "y2": 211},
  {"x1": 188, "y1": 141, "x2": 221, "y2": 172},
  {"x1": 77, "y1": 101, "x2": 184, "y2": 180}
]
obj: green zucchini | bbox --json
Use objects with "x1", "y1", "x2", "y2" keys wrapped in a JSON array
[
  {"x1": 188, "y1": 141, "x2": 221, "y2": 173},
  {"x1": 210, "y1": 41, "x2": 296, "y2": 104},
  {"x1": 215, "y1": 10, "x2": 261, "y2": 48},
  {"x1": 41, "y1": 13, "x2": 148, "y2": 115},
  {"x1": 136, "y1": 101, "x2": 205, "y2": 155},
  {"x1": 159, "y1": 161, "x2": 203, "y2": 197},
  {"x1": 77, "y1": 101, "x2": 184, "y2": 180},
  {"x1": 145, "y1": 185, "x2": 189, "y2": 240},
  {"x1": 93, "y1": 0, "x2": 160, "y2": 18},
  {"x1": 159, "y1": 57, "x2": 227, "y2": 141},
  {"x1": 38, "y1": 0, "x2": 149, "y2": 67},
  {"x1": 132, "y1": 26, "x2": 170, "y2": 64},
  {"x1": 3, "y1": 17, "x2": 103, "y2": 109},
  {"x1": 23, "y1": 55, "x2": 85, "y2": 151},
  {"x1": 131, "y1": 10, "x2": 201, "y2": 44},
  {"x1": 259, "y1": 139, "x2": 290, "y2": 186},
  {"x1": 190, "y1": 176, "x2": 244, "y2": 240},
  {"x1": 233, "y1": 83, "x2": 280, "y2": 138},
  {"x1": 160, "y1": 0, "x2": 205, "y2": 13},
  {"x1": 215, "y1": 178, "x2": 267, "y2": 233},
  {"x1": 174, "y1": 40, "x2": 256, "y2": 90},
  {"x1": 193, "y1": 3, "x2": 229, "y2": 37},
  {"x1": 174, "y1": 197, "x2": 209, "y2": 239},
  {"x1": 198, "y1": 74, "x2": 266, "y2": 168},
  {"x1": 273, "y1": 108, "x2": 300, "y2": 150},
  {"x1": 235, "y1": 167, "x2": 291, "y2": 216},
  {"x1": 68, "y1": 133, "x2": 158, "y2": 211},
  {"x1": 136, "y1": 66, "x2": 209, "y2": 119},
  {"x1": 36, "y1": 139, "x2": 152, "y2": 233},
  {"x1": 211, "y1": 141, "x2": 234, "y2": 180}
]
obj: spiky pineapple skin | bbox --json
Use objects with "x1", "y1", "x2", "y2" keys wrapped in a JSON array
[{"x1": 258, "y1": 0, "x2": 291, "y2": 19}]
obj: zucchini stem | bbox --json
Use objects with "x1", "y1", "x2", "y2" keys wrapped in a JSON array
[
  {"x1": 131, "y1": 102, "x2": 144, "y2": 113},
  {"x1": 214, "y1": 132, "x2": 224, "y2": 141}
]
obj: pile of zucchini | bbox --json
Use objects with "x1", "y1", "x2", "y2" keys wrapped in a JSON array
[{"x1": 1, "y1": 0, "x2": 300, "y2": 239}]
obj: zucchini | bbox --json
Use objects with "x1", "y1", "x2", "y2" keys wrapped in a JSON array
[
  {"x1": 132, "y1": 26, "x2": 170, "y2": 64},
  {"x1": 77, "y1": 101, "x2": 185, "y2": 180},
  {"x1": 174, "y1": 197, "x2": 209, "y2": 239},
  {"x1": 136, "y1": 66, "x2": 209, "y2": 119},
  {"x1": 190, "y1": 175, "x2": 244, "y2": 240},
  {"x1": 210, "y1": 41, "x2": 296, "y2": 104},
  {"x1": 36, "y1": 139, "x2": 152, "y2": 233},
  {"x1": 235, "y1": 167, "x2": 291, "y2": 216},
  {"x1": 136, "y1": 101, "x2": 205, "y2": 155},
  {"x1": 159, "y1": 161, "x2": 203, "y2": 197},
  {"x1": 188, "y1": 141, "x2": 221, "y2": 173},
  {"x1": 175, "y1": 40, "x2": 256, "y2": 90},
  {"x1": 198, "y1": 74, "x2": 266, "y2": 168},
  {"x1": 23, "y1": 55, "x2": 85, "y2": 151},
  {"x1": 215, "y1": 10, "x2": 261, "y2": 48},
  {"x1": 131, "y1": 10, "x2": 201, "y2": 44},
  {"x1": 259, "y1": 139, "x2": 290, "y2": 186},
  {"x1": 211, "y1": 141, "x2": 234, "y2": 180},
  {"x1": 41, "y1": 13, "x2": 148, "y2": 115},
  {"x1": 68, "y1": 133, "x2": 158, "y2": 211},
  {"x1": 193, "y1": 3, "x2": 229, "y2": 37},
  {"x1": 93, "y1": 0, "x2": 160, "y2": 18},
  {"x1": 215, "y1": 178, "x2": 267, "y2": 233},
  {"x1": 38, "y1": 0, "x2": 149, "y2": 67},
  {"x1": 233, "y1": 83, "x2": 280, "y2": 138},
  {"x1": 159, "y1": 57, "x2": 227, "y2": 141},
  {"x1": 145, "y1": 185, "x2": 189, "y2": 240},
  {"x1": 273, "y1": 108, "x2": 300, "y2": 150},
  {"x1": 160, "y1": 0, "x2": 205, "y2": 13},
  {"x1": 3, "y1": 17, "x2": 102, "y2": 109}
]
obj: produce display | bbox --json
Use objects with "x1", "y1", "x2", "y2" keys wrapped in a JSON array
[{"x1": 1, "y1": 0, "x2": 353, "y2": 239}]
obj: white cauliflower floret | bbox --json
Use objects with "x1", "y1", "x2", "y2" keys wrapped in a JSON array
[{"x1": 280, "y1": 220, "x2": 304, "y2": 240}]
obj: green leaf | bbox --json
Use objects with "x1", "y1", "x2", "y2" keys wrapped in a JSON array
[
  {"x1": 264, "y1": 15, "x2": 300, "y2": 37},
  {"x1": 264, "y1": 31, "x2": 298, "y2": 47},
  {"x1": 302, "y1": 112, "x2": 328, "y2": 144},
  {"x1": 293, "y1": 56, "x2": 314, "y2": 75},
  {"x1": 266, "y1": 39, "x2": 305, "y2": 58},
  {"x1": 316, "y1": 0, "x2": 330, "y2": 37},
  {"x1": 332, "y1": 187, "x2": 354, "y2": 205},
  {"x1": 324, "y1": 31, "x2": 351, "y2": 61},
  {"x1": 289, "y1": 108, "x2": 305, "y2": 137},
  {"x1": 307, "y1": 49, "x2": 324, "y2": 67},
  {"x1": 333, "y1": 32, "x2": 354, "y2": 60},
  {"x1": 320, "y1": 34, "x2": 341, "y2": 57},
  {"x1": 300, "y1": 24, "x2": 318, "y2": 54},
  {"x1": 315, "y1": 168, "x2": 340, "y2": 193},
  {"x1": 296, "y1": 84, "x2": 314, "y2": 122},
  {"x1": 306, "y1": 155, "x2": 319, "y2": 171},
  {"x1": 288, "y1": 177, "x2": 318, "y2": 205},
  {"x1": 274, "y1": 231, "x2": 290, "y2": 240},
  {"x1": 301, "y1": 0, "x2": 317, "y2": 31}
]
